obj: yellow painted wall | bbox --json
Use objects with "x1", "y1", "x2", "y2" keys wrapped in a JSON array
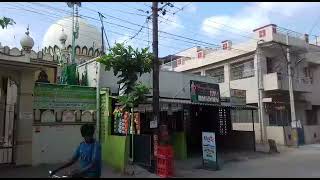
[{"x1": 34, "y1": 68, "x2": 56, "y2": 83}]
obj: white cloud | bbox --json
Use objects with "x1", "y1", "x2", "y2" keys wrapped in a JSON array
[
  {"x1": 0, "y1": 24, "x2": 26, "y2": 48},
  {"x1": 158, "y1": 14, "x2": 184, "y2": 32},
  {"x1": 201, "y1": 2, "x2": 320, "y2": 40},
  {"x1": 255, "y1": 2, "x2": 318, "y2": 17},
  {"x1": 112, "y1": 33, "x2": 149, "y2": 50},
  {"x1": 187, "y1": 4, "x2": 197, "y2": 14},
  {"x1": 201, "y1": 3, "x2": 270, "y2": 38},
  {"x1": 0, "y1": 23, "x2": 42, "y2": 51}
]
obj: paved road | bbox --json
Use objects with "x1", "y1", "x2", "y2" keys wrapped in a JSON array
[
  {"x1": 0, "y1": 162, "x2": 158, "y2": 178},
  {"x1": 175, "y1": 144, "x2": 320, "y2": 178},
  {"x1": 1, "y1": 144, "x2": 320, "y2": 178}
]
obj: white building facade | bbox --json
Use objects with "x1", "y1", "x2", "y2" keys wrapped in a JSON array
[{"x1": 162, "y1": 24, "x2": 320, "y2": 145}]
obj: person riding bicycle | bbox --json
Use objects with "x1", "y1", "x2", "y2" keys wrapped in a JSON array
[{"x1": 50, "y1": 124, "x2": 102, "y2": 178}]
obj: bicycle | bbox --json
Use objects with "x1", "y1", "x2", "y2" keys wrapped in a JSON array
[{"x1": 49, "y1": 170, "x2": 69, "y2": 178}]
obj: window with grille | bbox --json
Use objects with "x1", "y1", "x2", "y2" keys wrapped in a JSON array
[
  {"x1": 269, "y1": 109, "x2": 291, "y2": 126},
  {"x1": 218, "y1": 108, "x2": 232, "y2": 136},
  {"x1": 205, "y1": 67, "x2": 225, "y2": 83},
  {"x1": 230, "y1": 59, "x2": 254, "y2": 80}
]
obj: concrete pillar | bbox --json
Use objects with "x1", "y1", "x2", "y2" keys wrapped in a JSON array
[
  {"x1": 254, "y1": 50, "x2": 269, "y2": 143},
  {"x1": 201, "y1": 69, "x2": 206, "y2": 76},
  {"x1": 224, "y1": 64, "x2": 231, "y2": 97},
  {"x1": 15, "y1": 70, "x2": 34, "y2": 165},
  {"x1": 0, "y1": 76, "x2": 4, "y2": 142}
]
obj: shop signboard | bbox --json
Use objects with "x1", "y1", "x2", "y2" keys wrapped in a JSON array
[
  {"x1": 33, "y1": 83, "x2": 96, "y2": 110},
  {"x1": 153, "y1": 134, "x2": 158, "y2": 157},
  {"x1": 230, "y1": 89, "x2": 246, "y2": 106},
  {"x1": 202, "y1": 132, "x2": 218, "y2": 170},
  {"x1": 190, "y1": 80, "x2": 220, "y2": 104}
]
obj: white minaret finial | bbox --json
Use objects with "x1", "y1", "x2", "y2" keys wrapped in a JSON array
[
  {"x1": 20, "y1": 24, "x2": 34, "y2": 51},
  {"x1": 26, "y1": 24, "x2": 30, "y2": 35}
]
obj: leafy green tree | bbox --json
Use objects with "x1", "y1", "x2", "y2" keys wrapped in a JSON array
[
  {"x1": 118, "y1": 82, "x2": 150, "y2": 112},
  {"x1": 97, "y1": 43, "x2": 152, "y2": 95},
  {"x1": 97, "y1": 43, "x2": 152, "y2": 164},
  {"x1": 0, "y1": 17, "x2": 15, "y2": 29}
]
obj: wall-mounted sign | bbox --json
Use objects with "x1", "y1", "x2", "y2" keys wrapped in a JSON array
[
  {"x1": 33, "y1": 83, "x2": 96, "y2": 110},
  {"x1": 202, "y1": 132, "x2": 218, "y2": 170},
  {"x1": 230, "y1": 89, "x2": 246, "y2": 106},
  {"x1": 190, "y1": 80, "x2": 220, "y2": 104},
  {"x1": 150, "y1": 116, "x2": 158, "y2": 129}
]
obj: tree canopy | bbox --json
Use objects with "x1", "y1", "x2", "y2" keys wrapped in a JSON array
[
  {"x1": 97, "y1": 43, "x2": 153, "y2": 95},
  {"x1": 0, "y1": 17, "x2": 15, "y2": 29},
  {"x1": 97, "y1": 43, "x2": 153, "y2": 111}
]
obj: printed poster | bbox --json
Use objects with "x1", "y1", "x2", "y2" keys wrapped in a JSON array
[{"x1": 202, "y1": 132, "x2": 217, "y2": 170}]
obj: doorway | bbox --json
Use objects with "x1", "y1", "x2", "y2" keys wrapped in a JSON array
[
  {"x1": 187, "y1": 105, "x2": 220, "y2": 157},
  {"x1": 0, "y1": 77, "x2": 17, "y2": 164}
]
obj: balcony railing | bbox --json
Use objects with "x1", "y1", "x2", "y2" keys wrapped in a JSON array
[
  {"x1": 276, "y1": 26, "x2": 319, "y2": 46},
  {"x1": 161, "y1": 47, "x2": 225, "y2": 70},
  {"x1": 264, "y1": 72, "x2": 312, "y2": 92}
]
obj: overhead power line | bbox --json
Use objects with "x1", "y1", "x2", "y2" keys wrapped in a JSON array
[
  {"x1": 2, "y1": 3, "x2": 191, "y2": 53},
  {"x1": 28, "y1": 2, "x2": 252, "y2": 51},
  {"x1": 7, "y1": 2, "x2": 253, "y2": 54}
]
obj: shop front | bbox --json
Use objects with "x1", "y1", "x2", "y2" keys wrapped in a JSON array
[
  {"x1": 96, "y1": 71, "x2": 257, "y2": 173},
  {"x1": 100, "y1": 83, "x2": 257, "y2": 174}
]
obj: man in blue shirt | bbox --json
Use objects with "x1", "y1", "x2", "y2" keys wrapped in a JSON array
[{"x1": 50, "y1": 124, "x2": 102, "y2": 178}]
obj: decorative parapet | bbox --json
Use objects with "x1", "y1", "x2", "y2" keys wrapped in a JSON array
[
  {"x1": 0, "y1": 46, "x2": 59, "y2": 65},
  {"x1": 33, "y1": 83, "x2": 97, "y2": 124}
]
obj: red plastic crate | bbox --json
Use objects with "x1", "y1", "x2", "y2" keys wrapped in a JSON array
[
  {"x1": 156, "y1": 156, "x2": 174, "y2": 178},
  {"x1": 157, "y1": 146, "x2": 174, "y2": 157}
]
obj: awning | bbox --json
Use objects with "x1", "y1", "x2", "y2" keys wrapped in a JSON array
[
  {"x1": 114, "y1": 96, "x2": 257, "y2": 110},
  {"x1": 149, "y1": 97, "x2": 257, "y2": 110}
]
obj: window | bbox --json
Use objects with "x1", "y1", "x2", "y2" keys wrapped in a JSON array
[
  {"x1": 231, "y1": 109, "x2": 258, "y2": 123},
  {"x1": 266, "y1": 57, "x2": 273, "y2": 74},
  {"x1": 223, "y1": 43, "x2": 228, "y2": 50},
  {"x1": 259, "y1": 29, "x2": 266, "y2": 38},
  {"x1": 230, "y1": 59, "x2": 254, "y2": 80},
  {"x1": 205, "y1": 67, "x2": 225, "y2": 83},
  {"x1": 177, "y1": 58, "x2": 182, "y2": 66},
  {"x1": 304, "y1": 67, "x2": 310, "y2": 77},
  {"x1": 272, "y1": 27, "x2": 277, "y2": 34},
  {"x1": 306, "y1": 107, "x2": 318, "y2": 125},
  {"x1": 197, "y1": 51, "x2": 204, "y2": 59},
  {"x1": 269, "y1": 108, "x2": 291, "y2": 126}
]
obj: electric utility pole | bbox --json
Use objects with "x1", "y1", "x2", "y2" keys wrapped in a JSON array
[
  {"x1": 286, "y1": 33, "x2": 298, "y2": 147},
  {"x1": 67, "y1": 2, "x2": 81, "y2": 64},
  {"x1": 256, "y1": 40, "x2": 267, "y2": 144},
  {"x1": 152, "y1": 2, "x2": 160, "y2": 129},
  {"x1": 99, "y1": 12, "x2": 105, "y2": 55}
]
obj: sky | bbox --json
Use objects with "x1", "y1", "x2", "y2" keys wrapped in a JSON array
[{"x1": 1, "y1": 2, "x2": 320, "y2": 57}]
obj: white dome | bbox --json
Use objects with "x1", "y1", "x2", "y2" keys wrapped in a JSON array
[
  {"x1": 20, "y1": 28, "x2": 34, "y2": 50},
  {"x1": 42, "y1": 16, "x2": 102, "y2": 50}
]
